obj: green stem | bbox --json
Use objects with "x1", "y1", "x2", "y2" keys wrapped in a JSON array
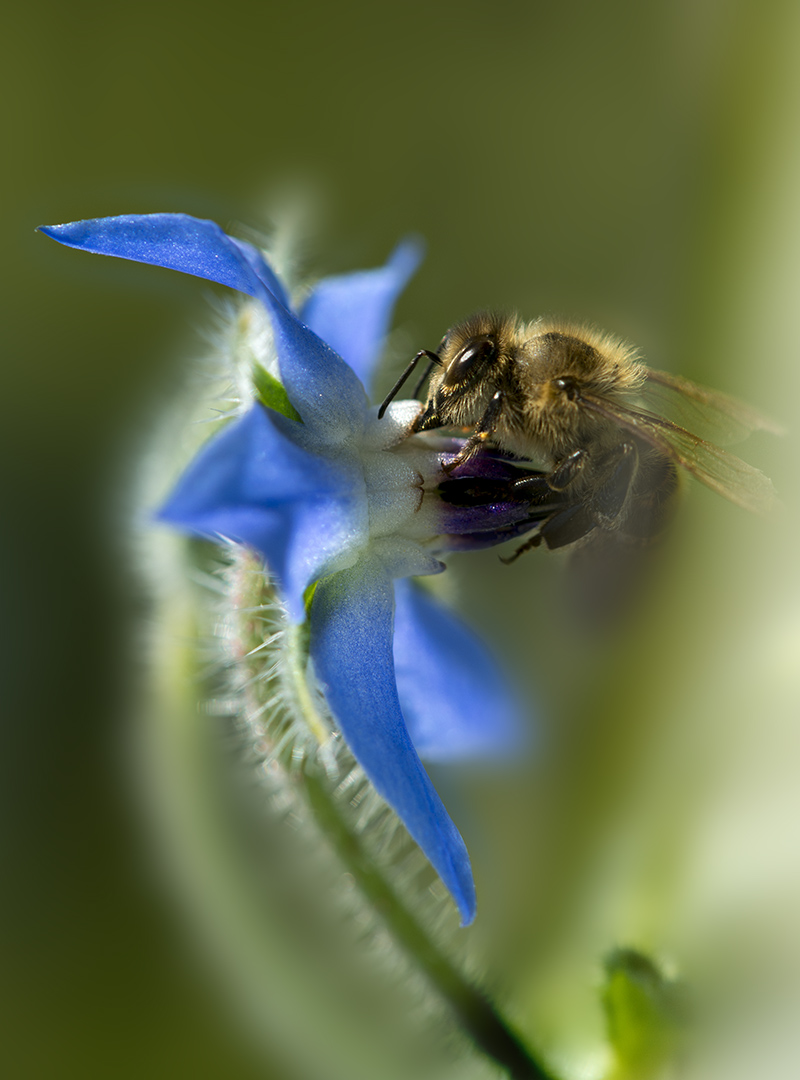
[
  {"x1": 273, "y1": 591, "x2": 557, "y2": 1079},
  {"x1": 304, "y1": 771, "x2": 557, "y2": 1080},
  {"x1": 285, "y1": 620, "x2": 330, "y2": 746}
]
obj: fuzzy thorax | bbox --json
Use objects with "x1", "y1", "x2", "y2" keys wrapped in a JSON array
[{"x1": 423, "y1": 311, "x2": 646, "y2": 466}]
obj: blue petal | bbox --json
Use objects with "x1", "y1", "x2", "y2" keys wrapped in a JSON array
[
  {"x1": 261, "y1": 286, "x2": 369, "y2": 439},
  {"x1": 309, "y1": 557, "x2": 476, "y2": 924},
  {"x1": 300, "y1": 239, "x2": 424, "y2": 392},
  {"x1": 40, "y1": 214, "x2": 368, "y2": 434},
  {"x1": 159, "y1": 406, "x2": 367, "y2": 622},
  {"x1": 393, "y1": 581, "x2": 529, "y2": 762},
  {"x1": 227, "y1": 236, "x2": 291, "y2": 308},
  {"x1": 38, "y1": 213, "x2": 289, "y2": 304}
]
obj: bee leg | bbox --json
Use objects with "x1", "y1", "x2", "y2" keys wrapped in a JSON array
[
  {"x1": 500, "y1": 532, "x2": 543, "y2": 564},
  {"x1": 502, "y1": 444, "x2": 640, "y2": 563},
  {"x1": 538, "y1": 503, "x2": 598, "y2": 550},
  {"x1": 378, "y1": 350, "x2": 440, "y2": 419},
  {"x1": 511, "y1": 473, "x2": 560, "y2": 507},
  {"x1": 591, "y1": 442, "x2": 638, "y2": 528},
  {"x1": 548, "y1": 449, "x2": 587, "y2": 491},
  {"x1": 501, "y1": 502, "x2": 597, "y2": 563},
  {"x1": 442, "y1": 390, "x2": 505, "y2": 471}
]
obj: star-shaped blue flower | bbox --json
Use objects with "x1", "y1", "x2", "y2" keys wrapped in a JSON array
[{"x1": 40, "y1": 214, "x2": 537, "y2": 924}]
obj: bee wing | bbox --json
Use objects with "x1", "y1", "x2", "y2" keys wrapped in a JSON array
[
  {"x1": 639, "y1": 368, "x2": 784, "y2": 445},
  {"x1": 580, "y1": 394, "x2": 779, "y2": 514}
]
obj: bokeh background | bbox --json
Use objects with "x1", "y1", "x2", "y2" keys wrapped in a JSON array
[{"x1": 5, "y1": 1, "x2": 800, "y2": 1077}]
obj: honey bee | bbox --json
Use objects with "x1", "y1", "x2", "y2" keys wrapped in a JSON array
[{"x1": 380, "y1": 313, "x2": 779, "y2": 568}]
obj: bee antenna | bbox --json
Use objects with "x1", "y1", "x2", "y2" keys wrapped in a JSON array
[
  {"x1": 411, "y1": 354, "x2": 440, "y2": 399},
  {"x1": 378, "y1": 350, "x2": 440, "y2": 419}
]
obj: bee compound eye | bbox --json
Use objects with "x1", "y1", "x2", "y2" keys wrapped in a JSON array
[{"x1": 442, "y1": 336, "x2": 497, "y2": 388}]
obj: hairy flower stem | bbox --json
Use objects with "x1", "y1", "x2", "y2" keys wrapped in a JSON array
[
  {"x1": 273, "y1": 612, "x2": 555, "y2": 1080},
  {"x1": 303, "y1": 771, "x2": 555, "y2": 1080},
  {"x1": 231, "y1": 557, "x2": 555, "y2": 1078},
  {"x1": 285, "y1": 620, "x2": 329, "y2": 746}
]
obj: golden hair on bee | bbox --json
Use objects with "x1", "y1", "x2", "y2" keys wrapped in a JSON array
[
  {"x1": 523, "y1": 317, "x2": 646, "y2": 398},
  {"x1": 411, "y1": 314, "x2": 647, "y2": 468},
  {"x1": 379, "y1": 308, "x2": 777, "y2": 542},
  {"x1": 378, "y1": 308, "x2": 778, "y2": 620}
]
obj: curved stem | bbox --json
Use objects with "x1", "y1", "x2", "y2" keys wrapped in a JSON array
[
  {"x1": 285, "y1": 620, "x2": 330, "y2": 746},
  {"x1": 277, "y1": 622, "x2": 556, "y2": 1079},
  {"x1": 304, "y1": 771, "x2": 556, "y2": 1080}
]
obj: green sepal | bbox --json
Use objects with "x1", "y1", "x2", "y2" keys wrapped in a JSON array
[
  {"x1": 303, "y1": 579, "x2": 318, "y2": 617},
  {"x1": 602, "y1": 947, "x2": 688, "y2": 1079},
  {"x1": 253, "y1": 364, "x2": 302, "y2": 422}
]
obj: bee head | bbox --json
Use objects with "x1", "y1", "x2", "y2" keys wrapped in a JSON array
[{"x1": 415, "y1": 313, "x2": 519, "y2": 431}]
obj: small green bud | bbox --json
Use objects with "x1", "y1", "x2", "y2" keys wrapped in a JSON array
[{"x1": 601, "y1": 947, "x2": 688, "y2": 1079}]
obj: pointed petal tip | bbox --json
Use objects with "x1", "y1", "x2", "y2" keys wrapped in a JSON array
[
  {"x1": 389, "y1": 234, "x2": 426, "y2": 275},
  {"x1": 459, "y1": 905, "x2": 477, "y2": 927},
  {"x1": 453, "y1": 871, "x2": 477, "y2": 925},
  {"x1": 37, "y1": 223, "x2": 64, "y2": 239}
]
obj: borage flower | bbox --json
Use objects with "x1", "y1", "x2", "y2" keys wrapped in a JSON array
[{"x1": 40, "y1": 214, "x2": 550, "y2": 924}]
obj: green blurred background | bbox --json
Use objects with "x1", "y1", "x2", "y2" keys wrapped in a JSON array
[{"x1": 5, "y1": 1, "x2": 800, "y2": 1077}]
